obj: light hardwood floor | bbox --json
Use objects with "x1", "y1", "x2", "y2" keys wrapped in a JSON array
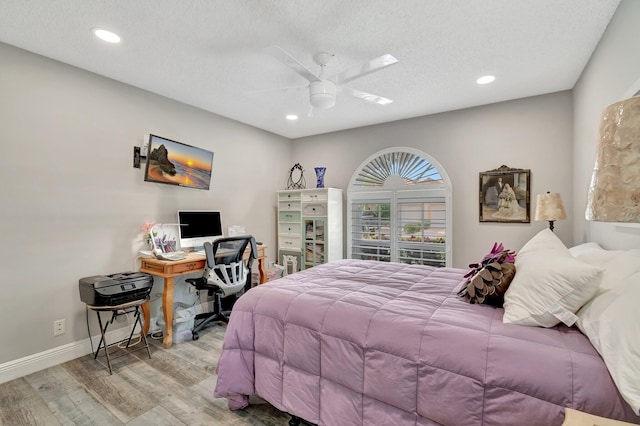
[{"x1": 0, "y1": 325, "x2": 291, "y2": 425}]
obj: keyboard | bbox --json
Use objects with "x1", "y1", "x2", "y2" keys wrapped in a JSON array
[{"x1": 156, "y1": 251, "x2": 187, "y2": 261}]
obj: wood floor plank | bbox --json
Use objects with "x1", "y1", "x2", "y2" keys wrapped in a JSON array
[
  {"x1": 117, "y1": 359, "x2": 197, "y2": 403},
  {"x1": 47, "y1": 388, "x2": 124, "y2": 425},
  {"x1": 190, "y1": 329, "x2": 226, "y2": 355},
  {"x1": 62, "y1": 355, "x2": 156, "y2": 423},
  {"x1": 155, "y1": 338, "x2": 219, "y2": 373},
  {"x1": 137, "y1": 339, "x2": 208, "y2": 387},
  {"x1": 126, "y1": 406, "x2": 186, "y2": 426},
  {"x1": 0, "y1": 378, "x2": 61, "y2": 425},
  {"x1": 24, "y1": 365, "x2": 83, "y2": 403},
  {"x1": 148, "y1": 394, "x2": 231, "y2": 426}
]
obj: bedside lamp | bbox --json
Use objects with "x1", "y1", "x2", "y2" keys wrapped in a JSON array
[{"x1": 535, "y1": 192, "x2": 567, "y2": 232}]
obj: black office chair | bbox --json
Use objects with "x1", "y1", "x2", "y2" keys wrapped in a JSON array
[{"x1": 185, "y1": 235, "x2": 257, "y2": 340}]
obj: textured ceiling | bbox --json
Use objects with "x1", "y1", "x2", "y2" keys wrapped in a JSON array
[{"x1": 0, "y1": 0, "x2": 621, "y2": 139}]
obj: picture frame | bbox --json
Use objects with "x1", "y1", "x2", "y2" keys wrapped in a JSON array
[
  {"x1": 144, "y1": 134, "x2": 214, "y2": 191},
  {"x1": 479, "y1": 165, "x2": 530, "y2": 223},
  {"x1": 287, "y1": 163, "x2": 306, "y2": 189}
]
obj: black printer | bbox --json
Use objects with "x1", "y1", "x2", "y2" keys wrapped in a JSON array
[{"x1": 79, "y1": 272, "x2": 153, "y2": 306}]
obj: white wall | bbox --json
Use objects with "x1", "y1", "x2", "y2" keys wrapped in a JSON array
[
  {"x1": 573, "y1": 0, "x2": 640, "y2": 249},
  {"x1": 0, "y1": 42, "x2": 291, "y2": 364},
  {"x1": 291, "y1": 91, "x2": 574, "y2": 268}
]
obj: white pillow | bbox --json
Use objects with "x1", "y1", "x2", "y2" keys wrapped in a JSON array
[
  {"x1": 569, "y1": 242, "x2": 623, "y2": 267},
  {"x1": 517, "y1": 227, "x2": 569, "y2": 256},
  {"x1": 577, "y1": 271, "x2": 640, "y2": 415},
  {"x1": 502, "y1": 229, "x2": 603, "y2": 328},
  {"x1": 592, "y1": 249, "x2": 640, "y2": 295}
]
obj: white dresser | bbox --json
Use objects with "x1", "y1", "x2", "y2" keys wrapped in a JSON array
[{"x1": 277, "y1": 188, "x2": 343, "y2": 273}]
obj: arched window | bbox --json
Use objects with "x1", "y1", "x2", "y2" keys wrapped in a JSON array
[{"x1": 347, "y1": 147, "x2": 452, "y2": 267}]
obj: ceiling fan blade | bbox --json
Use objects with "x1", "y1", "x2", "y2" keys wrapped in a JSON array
[
  {"x1": 308, "y1": 105, "x2": 319, "y2": 118},
  {"x1": 245, "y1": 85, "x2": 307, "y2": 97},
  {"x1": 264, "y1": 45, "x2": 321, "y2": 83},
  {"x1": 330, "y1": 54, "x2": 398, "y2": 85},
  {"x1": 342, "y1": 87, "x2": 393, "y2": 105}
]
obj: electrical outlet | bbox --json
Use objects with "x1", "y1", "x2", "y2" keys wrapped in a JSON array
[
  {"x1": 53, "y1": 319, "x2": 65, "y2": 336},
  {"x1": 188, "y1": 285, "x2": 196, "y2": 294}
]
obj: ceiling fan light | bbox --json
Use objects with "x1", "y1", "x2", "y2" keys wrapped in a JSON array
[
  {"x1": 310, "y1": 80, "x2": 336, "y2": 109},
  {"x1": 310, "y1": 93, "x2": 335, "y2": 109}
]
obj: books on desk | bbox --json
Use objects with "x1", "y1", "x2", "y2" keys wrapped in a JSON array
[{"x1": 155, "y1": 251, "x2": 187, "y2": 261}]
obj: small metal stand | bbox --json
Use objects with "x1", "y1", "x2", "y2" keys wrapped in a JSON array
[{"x1": 87, "y1": 298, "x2": 152, "y2": 374}]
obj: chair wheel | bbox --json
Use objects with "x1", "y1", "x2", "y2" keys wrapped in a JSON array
[
  {"x1": 288, "y1": 417, "x2": 301, "y2": 426},
  {"x1": 192, "y1": 332, "x2": 199, "y2": 341}
]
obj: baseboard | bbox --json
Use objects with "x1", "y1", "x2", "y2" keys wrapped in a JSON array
[{"x1": 0, "y1": 326, "x2": 134, "y2": 385}]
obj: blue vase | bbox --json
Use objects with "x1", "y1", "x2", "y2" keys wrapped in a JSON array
[{"x1": 314, "y1": 167, "x2": 326, "y2": 188}]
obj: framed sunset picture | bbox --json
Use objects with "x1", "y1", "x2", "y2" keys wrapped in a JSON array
[{"x1": 144, "y1": 134, "x2": 214, "y2": 190}]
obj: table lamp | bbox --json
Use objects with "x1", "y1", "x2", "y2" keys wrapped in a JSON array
[{"x1": 535, "y1": 192, "x2": 567, "y2": 232}]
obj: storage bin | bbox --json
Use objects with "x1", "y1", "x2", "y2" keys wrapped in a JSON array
[{"x1": 157, "y1": 302, "x2": 195, "y2": 343}]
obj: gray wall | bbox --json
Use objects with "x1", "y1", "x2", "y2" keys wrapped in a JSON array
[
  {"x1": 292, "y1": 91, "x2": 574, "y2": 268},
  {"x1": 2, "y1": 0, "x2": 639, "y2": 371},
  {"x1": 573, "y1": 0, "x2": 640, "y2": 249},
  {"x1": 0, "y1": 42, "x2": 291, "y2": 364}
]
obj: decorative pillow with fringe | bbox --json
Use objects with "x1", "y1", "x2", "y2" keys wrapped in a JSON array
[
  {"x1": 458, "y1": 243, "x2": 516, "y2": 307},
  {"x1": 458, "y1": 262, "x2": 516, "y2": 306}
]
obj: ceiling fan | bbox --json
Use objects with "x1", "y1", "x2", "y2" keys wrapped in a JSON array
[{"x1": 263, "y1": 45, "x2": 398, "y2": 115}]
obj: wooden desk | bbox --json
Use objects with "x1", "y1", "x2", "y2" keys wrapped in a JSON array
[{"x1": 139, "y1": 245, "x2": 267, "y2": 348}]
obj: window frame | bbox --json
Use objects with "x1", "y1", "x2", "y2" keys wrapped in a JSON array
[{"x1": 347, "y1": 147, "x2": 452, "y2": 267}]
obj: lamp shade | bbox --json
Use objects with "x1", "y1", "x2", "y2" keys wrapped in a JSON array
[
  {"x1": 586, "y1": 96, "x2": 640, "y2": 222},
  {"x1": 535, "y1": 193, "x2": 567, "y2": 222}
]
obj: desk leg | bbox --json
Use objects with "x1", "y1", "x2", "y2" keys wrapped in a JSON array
[
  {"x1": 258, "y1": 257, "x2": 266, "y2": 284},
  {"x1": 162, "y1": 277, "x2": 175, "y2": 348},
  {"x1": 141, "y1": 302, "x2": 150, "y2": 338}
]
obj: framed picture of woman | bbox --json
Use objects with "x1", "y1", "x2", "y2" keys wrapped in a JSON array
[{"x1": 479, "y1": 165, "x2": 530, "y2": 223}]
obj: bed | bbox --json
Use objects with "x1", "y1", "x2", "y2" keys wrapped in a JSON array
[{"x1": 214, "y1": 258, "x2": 640, "y2": 425}]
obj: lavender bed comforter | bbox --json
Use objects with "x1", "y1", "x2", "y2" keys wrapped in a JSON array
[{"x1": 214, "y1": 259, "x2": 639, "y2": 425}]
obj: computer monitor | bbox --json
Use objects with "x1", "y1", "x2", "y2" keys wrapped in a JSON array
[{"x1": 177, "y1": 210, "x2": 223, "y2": 250}]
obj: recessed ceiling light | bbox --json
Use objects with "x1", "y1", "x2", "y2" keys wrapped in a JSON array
[
  {"x1": 286, "y1": 114, "x2": 299, "y2": 121},
  {"x1": 93, "y1": 28, "x2": 121, "y2": 43},
  {"x1": 477, "y1": 75, "x2": 495, "y2": 85}
]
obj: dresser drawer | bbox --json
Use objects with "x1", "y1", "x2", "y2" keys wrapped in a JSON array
[
  {"x1": 279, "y1": 211, "x2": 301, "y2": 222},
  {"x1": 303, "y1": 203, "x2": 326, "y2": 216},
  {"x1": 302, "y1": 192, "x2": 327, "y2": 202},
  {"x1": 279, "y1": 200, "x2": 301, "y2": 211},
  {"x1": 280, "y1": 222, "x2": 301, "y2": 235},
  {"x1": 279, "y1": 192, "x2": 301, "y2": 201},
  {"x1": 279, "y1": 235, "x2": 301, "y2": 251}
]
